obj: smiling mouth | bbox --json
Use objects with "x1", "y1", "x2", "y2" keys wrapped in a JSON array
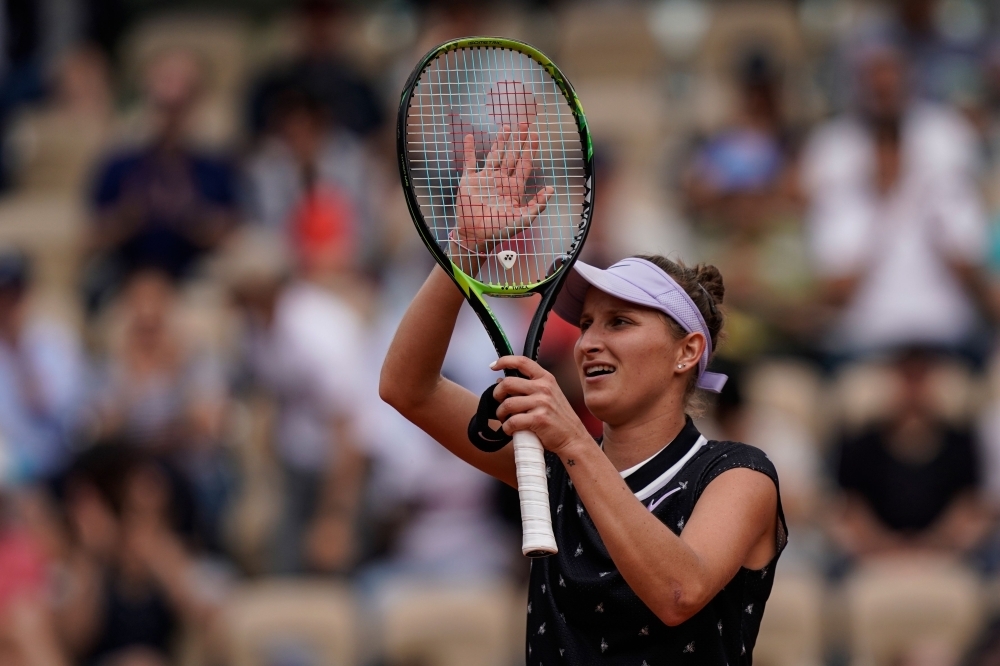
[{"x1": 584, "y1": 365, "x2": 616, "y2": 378}]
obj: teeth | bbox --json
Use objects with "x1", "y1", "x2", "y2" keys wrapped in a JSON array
[{"x1": 586, "y1": 365, "x2": 615, "y2": 377}]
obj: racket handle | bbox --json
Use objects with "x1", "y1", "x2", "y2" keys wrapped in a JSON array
[{"x1": 512, "y1": 430, "x2": 558, "y2": 557}]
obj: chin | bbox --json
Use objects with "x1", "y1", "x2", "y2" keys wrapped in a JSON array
[{"x1": 582, "y1": 390, "x2": 617, "y2": 425}]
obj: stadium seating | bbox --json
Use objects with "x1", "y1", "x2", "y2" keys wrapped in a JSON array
[
  {"x1": 845, "y1": 558, "x2": 983, "y2": 666},
  {"x1": 223, "y1": 579, "x2": 360, "y2": 666},
  {"x1": 379, "y1": 581, "x2": 519, "y2": 666},
  {"x1": 754, "y1": 570, "x2": 825, "y2": 666}
]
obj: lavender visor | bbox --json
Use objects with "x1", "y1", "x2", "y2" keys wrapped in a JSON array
[{"x1": 553, "y1": 257, "x2": 728, "y2": 393}]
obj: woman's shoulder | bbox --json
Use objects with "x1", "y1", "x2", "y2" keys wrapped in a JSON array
[
  {"x1": 688, "y1": 439, "x2": 780, "y2": 495},
  {"x1": 690, "y1": 440, "x2": 788, "y2": 558}
]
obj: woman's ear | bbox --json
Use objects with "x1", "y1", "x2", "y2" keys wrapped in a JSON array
[{"x1": 674, "y1": 332, "x2": 705, "y2": 373}]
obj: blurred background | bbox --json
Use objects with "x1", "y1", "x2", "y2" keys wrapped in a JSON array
[{"x1": 5, "y1": 0, "x2": 1000, "y2": 664}]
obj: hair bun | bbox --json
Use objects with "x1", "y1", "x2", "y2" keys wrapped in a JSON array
[
  {"x1": 633, "y1": 253, "x2": 725, "y2": 351},
  {"x1": 694, "y1": 264, "x2": 725, "y2": 305}
]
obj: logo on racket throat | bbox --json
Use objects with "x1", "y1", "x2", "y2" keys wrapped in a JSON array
[{"x1": 497, "y1": 250, "x2": 518, "y2": 270}]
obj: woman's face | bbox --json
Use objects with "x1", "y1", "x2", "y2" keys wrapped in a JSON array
[{"x1": 574, "y1": 288, "x2": 702, "y2": 427}]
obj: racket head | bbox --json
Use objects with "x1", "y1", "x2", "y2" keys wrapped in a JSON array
[{"x1": 398, "y1": 37, "x2": 594, "y2": 356}]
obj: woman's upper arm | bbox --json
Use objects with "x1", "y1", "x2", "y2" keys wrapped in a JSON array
[
  {"x1": 391, "y1": 376, "x2": 518, "y2": 488},
  {"x1": 680, "y1": 468, "x2": 779, "y2": 597}
]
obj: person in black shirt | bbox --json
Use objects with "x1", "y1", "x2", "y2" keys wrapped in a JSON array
[
  {"x1": 246, "y1": 0, "x2": 383, "y2": 140},
  {"x1": 85, "y1": 49, "x2": 238, "y2": 314},
  {"x1": 45, "y1": 444, "x2": 215, "y2": 666},
  {"x1": 833, "y1": 350, "x2": 989, "y2": 557},
  {"x1": 382, "y1": 248, "x2": 787, "y2": 663}
]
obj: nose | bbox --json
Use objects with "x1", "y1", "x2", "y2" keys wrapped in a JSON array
[{"x1": 576, "y1": 324, "x2": 605, "y2": 355}]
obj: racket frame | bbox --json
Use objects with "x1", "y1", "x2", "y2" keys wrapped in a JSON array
[
  {"x1": 397, "y1": 36, "x2": 595, "y2": 557},
  {"x1": 397, "y1": 36, "x2": 594, "y2": 362}
]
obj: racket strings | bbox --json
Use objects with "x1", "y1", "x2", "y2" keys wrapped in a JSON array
[{"x1": 406, "y1": 46, "x2": 586, "y2": 289}]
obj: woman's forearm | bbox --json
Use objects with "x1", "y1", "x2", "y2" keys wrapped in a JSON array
[
  {"x1": 380, "y1": 259, "x2": 517, "y2": 487},
  {"x1": 555, "y1": 438, "x2": 710, "y2": 625},
  {"x1": 379, "y1": 266, "x2": 466, "y2": 410}
]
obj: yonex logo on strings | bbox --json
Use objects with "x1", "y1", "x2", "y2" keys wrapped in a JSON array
[{"x1": 497, "y1": 250, "x2": 518, "y2": 270}]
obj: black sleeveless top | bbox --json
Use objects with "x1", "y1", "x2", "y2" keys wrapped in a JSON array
[
  {"x1": 526, "y1": 418, "x2": 787, "y2": 665},
  {"x1": 84, "y1": 574, "x2": 177, "y2": 666}
]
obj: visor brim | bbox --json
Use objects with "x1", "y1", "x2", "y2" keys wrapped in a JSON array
[{"x1": 553, "y1": 261, "x2": 665, "y2": 325}]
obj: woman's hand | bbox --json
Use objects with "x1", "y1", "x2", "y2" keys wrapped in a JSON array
[
  {"x1": 455, "y1": 123, "x2": 554, "y2": 250},
  {"x1": 492, "y1": 355, "x2": 592, "y2": 456}
]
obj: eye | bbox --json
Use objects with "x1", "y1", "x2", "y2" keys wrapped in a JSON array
[
  {"x1": 611, "y1": 316, "x2": 631, "y2": 327},
  {"x1": 579, "y1": 317, "x2": 592, "y2": 331}
]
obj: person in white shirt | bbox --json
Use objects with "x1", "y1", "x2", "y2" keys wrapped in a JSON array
[
  {"x1": 224, "y1": 231, "x2": 367, "y2": 573},
  {"x1": 0, "y1": 251, "x2": 85, "y2": 483},
  {"x1": 361, "y1": 258, "x2": 525, "y2": 581},
  {"x1": 802, "y1": 40, "x2": 990, "y2": 359},
  {"x1": 244, "y1": 90, "x2": 381, "y2": 273}
]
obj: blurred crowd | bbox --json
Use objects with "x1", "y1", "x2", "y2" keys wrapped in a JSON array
[{"x1": 5, "y1": 0, "x2": 1000, "y2": 665}]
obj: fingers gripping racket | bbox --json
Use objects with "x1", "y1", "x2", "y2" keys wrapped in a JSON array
[{"x1": 398, "y1": 37, "x2": 594, "y2": 557}]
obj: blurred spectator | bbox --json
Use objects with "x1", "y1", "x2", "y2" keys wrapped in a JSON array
[
  {"x1": 895, "y1": 0, "x2": 985, "y2": 107},
  {"x1": 245, "y1": 89, "x2": 379, "y2": 274},
  {"x1": 359, "y1": 257, "x2": 521, "y2": 601},
  {"x1": 85, "y1": 48, "x2": 239, "y2": 313},
  {"x1": 881, "y1": 0, "x2": 984, "y2": 107},
  {"x1": 709, "y1": 360, "x2": 821, "y2": 529},
  {"x1": 92, "y1": 269, "x2": 229, "y2": 550},
  {"x1": 0, "y1": 490, "x2": 67, "y2": 666},
  {"x1": 407, "y1": 0, "x2": 490, "y2": 59},
  {"x1": 0, "y1": 0, "x2": 80, "y2": 191},
  {"x1": 246, "y1": 0, "x2": 383, "y2": 140},
  {"x1": 822, "y1": 0, "x2": 985, "y2": 115},
  {"x1": 50, "y1": 445, "x2": 223, "y2": 666},
  {"x1": 9, "y1": 45, "x2": 114, "y2": 195},
  {"x1": 803, "y1": 41, "x2": 990, "y2": 361},
  {"x1": 831, "y1": 350, "x2": 990, "y2": 560},
  {"x1": 685, "y1": 49, "x2": 799, "y2": 223},
  {"x1": 582, "y1": 147, "x2": 662, "y2": 270},
  {"x1": 362, "y1": 410, "x2": 516, "y2": 583},
  {"x1": 224, "y1": 231, "x2": 367, "y2": 574},
  {"x1": 682, "y1": 49, "x2": 816, "y2": 358},
  {"x1": 0, "y1": 250, "x2": 85, "y2": 483},
  {"x1": 383, "y1": 0, "x2": 490, "y2": 132}
]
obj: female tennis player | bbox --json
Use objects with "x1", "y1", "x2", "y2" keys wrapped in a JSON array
[{"x1": 380, "y1": 140, "x2": 786, "y2": 665}]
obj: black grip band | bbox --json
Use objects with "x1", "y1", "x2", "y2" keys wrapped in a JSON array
[{"x1": 468, "y1": 383, "x2": 512, "y2": 452}]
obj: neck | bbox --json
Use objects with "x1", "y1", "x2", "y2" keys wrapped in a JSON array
[{"x1": 601, "y1": 403, "x2": 689, "y2": 472}]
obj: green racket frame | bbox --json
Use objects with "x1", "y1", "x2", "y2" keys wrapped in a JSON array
[{"x1": 397, "y1": 36, "x2": 595, "y2": 361}]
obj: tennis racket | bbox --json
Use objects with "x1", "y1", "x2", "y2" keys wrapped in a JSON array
[{"x1": 397, "y1": 37, "x2": 594, "y2": 557}]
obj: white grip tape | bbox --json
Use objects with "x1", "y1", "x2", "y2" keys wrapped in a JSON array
[{"x1": 513, "y1": 430, "x2": 558, "y2": 556}]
